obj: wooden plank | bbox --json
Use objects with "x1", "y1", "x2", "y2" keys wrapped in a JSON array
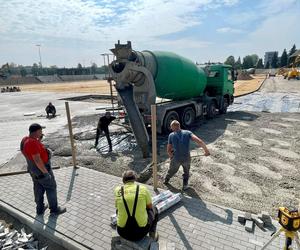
[
  {"x1": 65, "y1": 102, "x2": 78, "y2": 169},
  {"x1": 151, "y1": 105, "x2": 158, "y2": 190}
]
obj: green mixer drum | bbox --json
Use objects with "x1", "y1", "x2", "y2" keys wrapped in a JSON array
[{"x1": 146, "y1": 51, "x2": 207, "y2": 100}]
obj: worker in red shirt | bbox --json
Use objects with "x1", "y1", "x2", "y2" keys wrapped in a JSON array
[{"x1": 20, "y1": 123, "x2": 66, "y2": 215}]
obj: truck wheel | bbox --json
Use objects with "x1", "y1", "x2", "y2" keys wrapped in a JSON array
[
  {"x1": 219, "y1": 99, "x2": 228, "y2": 114},
  {"x1": 181, "y1": 107, "x2": 195, "y2": 128},
  {"x1": 207, "y1": 101, "x2": 217, "y2": 119},
  {"x1": 163, "y1": 111, "x2": 179, "y2": 133}
]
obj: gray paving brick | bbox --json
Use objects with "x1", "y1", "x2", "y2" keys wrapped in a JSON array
[{"x1": 0, "y1": 167, "x2": 281, "y2": 250}]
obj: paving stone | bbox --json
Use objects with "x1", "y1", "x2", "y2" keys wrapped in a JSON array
[
  {"x1": 245, "y1": 220, "x2": 254, "y2": 232},
  {"x1": 0, "y1": 167, "x2": 282, "y2": 250},
  {"x1": 238, "y1": 214, "x2": 246, "y2": 224},
  {"x1": 253, "y1": 216, "x2": 264, "y2": 229},
  {"x1": 244, "y1": 212, "x2": 252, "y2": 220}
]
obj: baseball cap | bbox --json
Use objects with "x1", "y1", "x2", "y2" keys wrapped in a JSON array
[{"x1": 29, "y1": 123, "x2": 45, "y2": 133}]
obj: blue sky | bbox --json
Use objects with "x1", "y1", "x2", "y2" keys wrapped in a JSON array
[{"x1": 0, "y1": 0, "x2": 299, "y2": 67}]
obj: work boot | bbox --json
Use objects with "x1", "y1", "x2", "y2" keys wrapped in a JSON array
[
  {"x1": 163, "y1": 178, "x2": 169, "y2": 185},
  {"x1": 50, "y1": 206, "x2": 66, "y2": 216},
  {"x1": 149, "y1": 232, "x2": 159, "y2": 241},
  {"x1": 182, "y1": 181, "x2": 190, "y2": 190}
]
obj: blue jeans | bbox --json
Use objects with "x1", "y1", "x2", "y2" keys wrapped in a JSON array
[{"x1": 30, "y1": 168, "x2": 58, "y2": 214}]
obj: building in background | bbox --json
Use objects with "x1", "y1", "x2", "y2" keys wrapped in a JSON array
[{"x1": 264, "y1": 51, "x2": 277, "y2": 68}]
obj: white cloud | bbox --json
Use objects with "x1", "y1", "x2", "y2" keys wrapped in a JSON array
[
  {"x1": 0, "y1": 0, "x2": 237, "y2": 42},
  {"x1": 225, "y1": 8, "x2": 300, "y2": 59},
  {"x1": 0, "y1": 0, "x2": 240, "y2": 66},
  {"x1": 217, "y1": 27, "x2": 242, "y2": 33}
]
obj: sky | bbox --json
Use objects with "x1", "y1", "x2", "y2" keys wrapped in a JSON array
[{"x1": 0, "y1": 0, "x2": 299, "y2": 67}]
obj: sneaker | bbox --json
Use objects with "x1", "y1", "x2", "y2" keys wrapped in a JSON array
[
  {"x1": 182, "y1": 184, "x2": 189, "y2": 191},
  {"x1": 149, "y1": 232, "x2": 159, "y2": 241},
  {"x1": 108, "y1": 148, "x2": 112, "y2": 152},
  {"x1": 36, "y1": 204, "x2": 48, "y2": 215},
  {"x1": 50, "y1": 206, "x2": 66, "y2": 215}
]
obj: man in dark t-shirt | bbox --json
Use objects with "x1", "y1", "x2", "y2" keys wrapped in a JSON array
[
  {"x1": 95, "y1": 111, "x2": 116, "y2": 152},
  {"x1": 164, "y1": 120, "x2": 210, "y2": 190},
  {"x1": 45, "y1": 102, "x2": 56, "y2": 118}
]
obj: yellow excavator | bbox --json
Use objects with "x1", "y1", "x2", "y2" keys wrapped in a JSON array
[{"x1": 284, "y1": 52, "x2": 300, "y2": 80}]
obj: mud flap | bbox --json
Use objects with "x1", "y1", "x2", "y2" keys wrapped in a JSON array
[{"x1": 116, "y1": 84, "x2": 149, "y2": 158}]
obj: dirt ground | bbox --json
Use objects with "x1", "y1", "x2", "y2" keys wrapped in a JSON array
[
  {"x1": 20, "y1": 80, "x2": 113, "y2": 94},
  {"x1": 2, "y1": 76, "x2": 300, "y2": 218},
  {"x1": 44, "y1": 109, "x2": 300, "y2": 217},
  {"x1": 19, "y1": 76, "x2": 265, "y2": 97},
  {"x1": 234, "y1": 74, "x2": 266, "y2": 96}
]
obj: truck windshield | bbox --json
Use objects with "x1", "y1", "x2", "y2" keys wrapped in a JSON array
[{"x1": 208, "y1": 71, "x2": 220, "y2": 77}]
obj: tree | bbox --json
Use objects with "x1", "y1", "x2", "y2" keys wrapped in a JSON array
[
  {"x1": 250, "y1": 54, "x2": 259, "y2": 66},
  {"x1": 256, "y1": 58, "x2": 264, "y2": 69},
  {"x1": 91, "y1": 62, "x2": 97, "y2": 74},
  {"x1": 32, "y1": 63, "x2": 39, "y2": 76},
  {"x1": 271, "y1": 52, "x2": 279, "y2": 68},
  {"x1": 20, "y1": 67, "x2": 27, "y2": 77},
  {"x1": 288, "y1": 44, "x2": 297, "y2": 57},
  {"x1": 235, "y1": 57, "x2": 242, "y2": 69},
  {"x1": 280, "y1": 49, "x2": 288, "y2": 67},
  {"x1": 288, "y1": 44, "x2": 297, "y2": 65},
  {"x1": 224, "y1": 56, "x2": 235, "y2": 67},
  {"x1": 242, "y1": 55, "x2": 254, "y2": 69},
  {"x1": 77, "y1": 63, "x2": 83, "y2": 75}
]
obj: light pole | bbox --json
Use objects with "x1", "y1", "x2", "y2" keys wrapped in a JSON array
[
  {"x1": 101, "y1": 53, "x2": 114, "y2": 114},
  {"x1": 36, "y1": 44, "x2": 42, "y2": 68}
]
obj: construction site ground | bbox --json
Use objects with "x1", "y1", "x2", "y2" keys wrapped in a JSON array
[
  {"x1": 0, "y1": 75, "x2": 299, "y2": 249},
  {"x1": 17, "y1": 74, "x2": 266, "y2": 97},
  {"x1": 234, "y1": 74, "x2": 266, "y2": 96},
  {"x1": 0, "y1": 167, "x2": 285, "y2": 250}
]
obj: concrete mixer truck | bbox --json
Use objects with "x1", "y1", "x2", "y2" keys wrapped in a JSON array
[{"x1": 109, "y1": 41, "x2": 235, "y2": 157}]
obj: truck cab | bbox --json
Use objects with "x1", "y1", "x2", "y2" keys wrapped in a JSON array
[{"x1": 203, "y1": 64, "x2": 235, "y2": 115}]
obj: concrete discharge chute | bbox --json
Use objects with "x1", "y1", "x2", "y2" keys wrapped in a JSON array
[{"x1": 109, "y1": 41, "x2": 234, "y2": 157}]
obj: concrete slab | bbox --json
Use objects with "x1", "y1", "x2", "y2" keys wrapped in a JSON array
[
  {"x1": 0, "y1": 92, "x2": 107, "y2": 166},
  {"x1": 0, "y1": 167, "x2": 286, "y2": 249}
]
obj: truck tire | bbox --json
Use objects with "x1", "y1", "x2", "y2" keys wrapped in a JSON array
[
  {"x1": 219, "y1": 99, "x2": 228, "y2": 114},
  {"x1": 163, "y1": 110, "x2": 179, "y2": 133},
  {"x1": 181, "y1": 107, "x2": 195, "y2": 128},
  {"x1": 206, "y1": 101, "x2": 217, "y2": 119}
]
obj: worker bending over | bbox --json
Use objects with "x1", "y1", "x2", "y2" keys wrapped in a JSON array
[
  {"x1": 114, "y1": 170, "x2": 159, "y2": 241},
  {"x1": 95, "y1": 111, "x2": 116, "y2": 152},
  {"x1": 164, "y1": 120, "x2": 210, "y2": 190},
  {"x1": 45, "y1": 102, "x2": 56, "y2": 118}
]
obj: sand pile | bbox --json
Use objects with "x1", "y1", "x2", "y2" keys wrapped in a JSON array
[{"x1": 237, "y1": 71, "x2": 254, "y2": 80}]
